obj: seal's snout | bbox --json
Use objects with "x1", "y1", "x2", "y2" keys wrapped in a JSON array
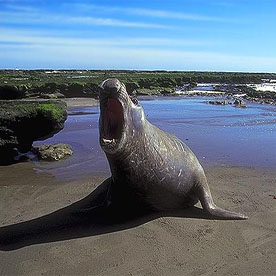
[{"x1": 100, "y1": 79, "x2": 122, "y2": 95}]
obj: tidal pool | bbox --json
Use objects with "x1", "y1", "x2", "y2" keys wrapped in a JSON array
[{"x1": 33, "y1": 96, "x2": 276, "y2": 181}]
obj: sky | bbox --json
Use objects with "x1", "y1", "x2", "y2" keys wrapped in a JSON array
[{"x1": 0, "y1": 0, "x2": 275, "y2": 72}]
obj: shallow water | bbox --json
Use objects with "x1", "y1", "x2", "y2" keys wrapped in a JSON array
[
  {"x1": 29, "y1": 96, "x2": 276, "y2": 181},
  {"x1": 2, "y1": 96, "x2": 276, "y2": 182},
  {"x1": 142, "y1": 96, "x2": 276, "y2": 167}
]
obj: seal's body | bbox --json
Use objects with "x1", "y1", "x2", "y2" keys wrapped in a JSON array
[{"x1": 99, "y1": 79, "x2": 247, "y2": 219}]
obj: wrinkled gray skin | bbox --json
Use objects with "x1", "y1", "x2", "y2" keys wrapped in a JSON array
[{"x1": 98, "y1": 79, "x2": 247, "y2": 219}]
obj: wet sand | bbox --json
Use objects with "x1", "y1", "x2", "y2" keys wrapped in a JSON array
[
  {"x1": 1, "y1": 97, "x2": 276, "y2": 275},
  {"x1": 1, "y1": 165, "x2": 276, "y2": 275},
  {"x1": 63, "y1": 97, "x2": 99, "y2": 109}
]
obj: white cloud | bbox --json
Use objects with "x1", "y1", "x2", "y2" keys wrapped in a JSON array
[
  {"x1": 72, "y1": 3, "x2": 231, "y2": 22},
  {"x1": 67, "y1": 16, "x2": 172, "y2": 29},
  {"x1": 0, "y1": 27, "x2": 218, "y2": 47},
  {"x1": 0, "y1": 9, "x2": 173, "y2": 29}
]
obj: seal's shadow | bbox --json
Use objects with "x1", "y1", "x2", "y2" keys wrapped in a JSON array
[{"x1": 0, "y1": 179, "x2": 213, "y2": 251}]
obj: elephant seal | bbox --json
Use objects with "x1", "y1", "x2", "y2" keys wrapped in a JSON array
[{"x1": 98, "y1": 79, "x2": 247, "y2": 219}]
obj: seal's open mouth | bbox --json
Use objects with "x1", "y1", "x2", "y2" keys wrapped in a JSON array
[{"x1": 101, "y1": 98, "x2": 124, "y2": 147}]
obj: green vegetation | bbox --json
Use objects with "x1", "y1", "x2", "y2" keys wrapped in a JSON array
[
  {"x1": 1, "y1": 70, "x2": 276, "y2": 99},
  {"x1": 246, "y1": 90, "x2": 276, "y2": 100},
  {"x1": 0, "y1": 100, "x2": 67, "y2": 164},
  {"x1": 1, "y1": 70, "x2": 276, "y2": 87},
  {"x1": 37, "y1": 103, "x2": 67, "y2": 125},
  {"x1": 0, "y1": 101, "x2": 66, "y2": 126},
  {"x1": 0, "y1": 70, "x2": 276, "y2": 96}
]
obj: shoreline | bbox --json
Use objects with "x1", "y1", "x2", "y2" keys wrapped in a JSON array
[
  {"x1": 62, "y1": 92, "x2": 276, "y2": 110},
  {"x1": 62, "y1": 97, "x2": 99, "y2": 109},
  {"x1": 13, "y1": 90, "x2": 276, "y2": 111}
]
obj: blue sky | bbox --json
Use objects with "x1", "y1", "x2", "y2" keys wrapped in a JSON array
[{"x1": 0, "y1": 0, "x2": 275, "y2": 72}]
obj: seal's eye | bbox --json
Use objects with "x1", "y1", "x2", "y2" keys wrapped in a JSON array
[{"x1": 130, "y1": 96, "x2": 139, "y2": 105}]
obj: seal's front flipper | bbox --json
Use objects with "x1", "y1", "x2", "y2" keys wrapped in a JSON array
[
  {"x1": 71, "y1": 177, "x2": 112, "y2": 216},
  {"x1": 198, "y1": 185, "x2": 248, "y2": 220}
]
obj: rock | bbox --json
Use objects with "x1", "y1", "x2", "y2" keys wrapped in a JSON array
[
  {"x1": 136, "y1": 88, "x2": 161, "y2": 95},
  {"x1": 125, "y1": 82, "x2": 140, "y2": 94},
  {"x1": 40, "y1": 93, "x2": 58, "y2": 99},
  {"x1": 160, "y1": 88, "x2": 175, "y2": 95},
  {"x1": 0, "y1": 127, "x2": 18, "y2": 148},
  {"x1": 233, "y1": 99, "x2": 247, "y2": 108},
  {"x1": 0, "y1": 100, "x2": 67, "y2": 164},
  {"x1": 32, "y1": 144, "x2": 73, "y2": 161},
  {"x1": 0, "y1": 85, "x2": 25, "y2": 100},
  {"x1": 55, "y1": 92, "x2": 65, "y2": 98},
  {"x1": 39, "y1": 92, "x2": 65, "y2": 99},
  {"x1": 207, "y1": 100, "x2": 229, "y2": 105}
]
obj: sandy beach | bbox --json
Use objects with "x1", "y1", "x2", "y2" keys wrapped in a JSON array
[
  {"x1": 1, "y1": 165, "x2": 276, "y2": 275},
  {"x1": 63, "y1": 97, "x2": 99, "y2": 109},
  {"x1": 1, "y1": 97, "x2": 276, "y2": 276}
]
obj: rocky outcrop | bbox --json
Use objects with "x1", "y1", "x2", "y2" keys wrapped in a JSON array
[
  {"x1": 0, "y1": 100, "x2": 67, "y2": 164},
  {"x1": 39, "y1": 92, "x2": 65, "y2": 99},
  {"x1": 0, "y1": 85, "x2": 26, "y2": 100},
  {"x1": 125, "y1": 82, "x2": 140, "y2": 94},
  {"x1": 25, "y1": 83, "x2": 100, "y2": 98},
  {"x1": 207, "y1": 100, "x2": 229, "y2": 105},
  {"x1": 233, "y1": 99, "x2": 247, "y2": 108},
  {"x1": 32, "y1": 144, "x2": 72, "y2": 161}
]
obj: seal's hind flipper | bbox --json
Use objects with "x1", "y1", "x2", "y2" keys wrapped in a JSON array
[{"x1": 197, "y1": 185, "x2": 248, "y2": 220}]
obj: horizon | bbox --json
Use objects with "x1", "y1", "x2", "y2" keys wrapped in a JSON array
[
  {"x1": 0, "y1": 0, "x2": 276, "y2": 73},
  {"x1": 1, "y1": 69, "x2": 276, "y2": 75}
]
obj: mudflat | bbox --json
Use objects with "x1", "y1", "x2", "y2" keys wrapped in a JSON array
[{"x1": 0, "y1": 165, "x2": 276, "y2": 276}]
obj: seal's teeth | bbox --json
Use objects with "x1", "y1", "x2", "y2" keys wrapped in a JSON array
[
  {"x1": 103, "y1": 138, "x2": 118, "y2": 145},
  {"x1": 102, "y1": 138, "x2": 118, "y2": 145},
  {"x1": 103, "y1": 138, "x2": 113, "y2": 144}
]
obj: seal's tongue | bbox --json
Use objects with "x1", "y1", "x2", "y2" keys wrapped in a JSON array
[{"x1": 104, "y1": 98, "x2": 123, "y2": 140}]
